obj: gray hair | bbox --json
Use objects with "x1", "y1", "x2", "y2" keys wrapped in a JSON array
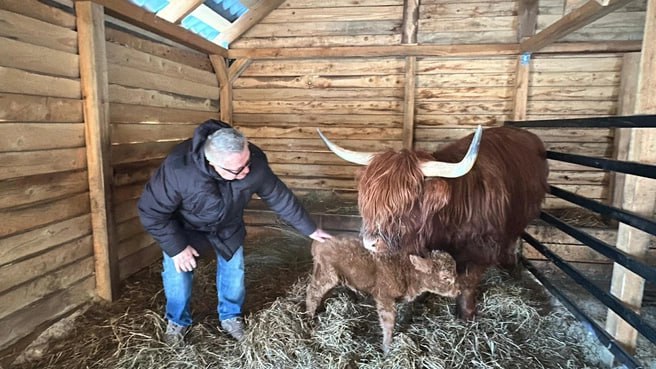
[{"x1": 203, "y1": 128, "x2": 247, "y2": 164}]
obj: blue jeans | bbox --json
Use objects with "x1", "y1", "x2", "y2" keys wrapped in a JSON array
[{"x1": 162, "y1": 246, "x2": 245, "y2": 326}]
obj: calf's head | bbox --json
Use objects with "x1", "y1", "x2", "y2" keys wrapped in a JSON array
[{"x1": 409, "y1": 250, "x2": 459, "y2": 298}]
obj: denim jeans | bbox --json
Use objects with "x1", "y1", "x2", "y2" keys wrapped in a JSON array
[{"x1": 162, "y1": 246, "x2": 245, "y2": 326}]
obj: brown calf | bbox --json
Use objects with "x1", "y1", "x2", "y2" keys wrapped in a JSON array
[{"x1": 306, "y1": 234, "x2": 460, "y2": 353}]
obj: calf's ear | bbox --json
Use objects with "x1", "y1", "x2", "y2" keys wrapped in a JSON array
[{"x1": 409, "y1": 255, "x2": 432, "y2": 273}]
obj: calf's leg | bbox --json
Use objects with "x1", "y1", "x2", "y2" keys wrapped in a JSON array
[
  {"x1": 455, "y1": 264, "x2": 486, "y2": 321},
  {"x1": 305, "y1": 262, "x2": 339, "y2": 317},
  {"x1": 376, "y1": 299, "x2": 396, "y2": 354}
]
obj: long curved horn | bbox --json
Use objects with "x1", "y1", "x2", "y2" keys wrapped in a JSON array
[
  {"x1": 420, "y1": 125, "x2": 483, "y2": 178},
  {"x1": 317, "y1": 129, "x2": 376, "y2": 165}
]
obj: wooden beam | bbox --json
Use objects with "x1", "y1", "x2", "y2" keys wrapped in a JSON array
[
  {"x1": 402, "y1": 57, "x2": 416, "y2": 150},
  {"x1": 210, "y1": 55, "x2": 232, "y2": 124},
  {"x1": 511, "y1": 53, "x2": 531, "y2": 121},
  {"x1": 214, "y1": 0, "x2": 285, "y2": 46},
  {"x1": 79, "y1": 0, "x2": 227, "y2": 57},
  {"x1": 606, "y1": 0, "x2": 656, "y2": 356},
  {"x1": 401, "y1": 0, "x2": 419, "y2": 44},
  {"x1": 517, "y1": 0, "x2": 539, "y2": 41},
  {"x1": 520, "y1": 0, "x2": 635, "y2": 52},
  {"x1": 228, "y1": 59, "x2": 253, "y2": 84},
  {"x1": 156, "y1": 0, "x2": 203, "y2": 23},
  {"x1": 75, "y1": 1, "x2": 118, "y2": 302},
  {"x1": 539, "y1": 40, "x2": 641, "y2": 54}
]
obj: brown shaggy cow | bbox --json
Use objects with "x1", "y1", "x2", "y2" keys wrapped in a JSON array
[
  {"x1": 317, "y1": 126, "x2": 549, "y2": 320},
  {"x1": 306, "y1": 234, "x2": 460, "y2": 353}
]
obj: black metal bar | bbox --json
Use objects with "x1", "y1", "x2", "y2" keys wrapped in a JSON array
[
  {"x1": 520, "y1": 256, "x2": 644, "y2": 369},
  {"x1": 505, "y1": 115, "x2": 656, "y2": 128},
  {"x1": 522, "y1": 232, "x2": 656, "y2": 344},
  {"x1": 547, "y1": 151, "x2": 656, "y2": 180},
  {"x1": 540, "y1": 211, "x2": 656, "y2": 283},
  {"x1": 549, "y1": 186, "x2": 656, "y2": 236}
]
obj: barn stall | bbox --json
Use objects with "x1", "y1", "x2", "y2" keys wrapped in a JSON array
[{"x1": 0, "y1": 0, "x2": 655, "y2": 367}]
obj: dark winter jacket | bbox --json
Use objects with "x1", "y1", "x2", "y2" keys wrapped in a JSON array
[{"x1": 137, "y1": 120, "x2": 317, "y2": 260}]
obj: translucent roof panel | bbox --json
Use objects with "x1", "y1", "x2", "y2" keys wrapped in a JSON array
[
  {"x1": 130, "y1": 0, "x2": 169, "y2": 13},
  {"x1": 181, "y1": 15, "x2": 220, "y2": 40},
  {"x1": 204, "y1": 0, "x2": 248, "y2": 23}
]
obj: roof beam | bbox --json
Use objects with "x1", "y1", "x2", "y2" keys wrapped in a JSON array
[
  {"x1": 79, "y1": 0, "x2": 228, "y2": 57},
  {"x1": 520, "y1": 0, "x2": 635, "y2": 52},
  {"x1": 156, "y1": 0, "x2": 203, "y2": 23},
  {"x1": 214, "y1": 0, "x2": 285, "y2": 46}
]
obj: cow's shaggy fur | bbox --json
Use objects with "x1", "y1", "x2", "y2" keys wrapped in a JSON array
[
  {"x1": 306, "y1": 234, "x2": 459, "y2": 353},
  {"x1": 356, "y1": 126, "x2": 549, "y2": 320}
]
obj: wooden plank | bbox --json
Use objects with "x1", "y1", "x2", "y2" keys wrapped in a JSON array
[
  {"x1": 229, "y1": 59, "x2": 253, "y2": 84},
  {"x1": 89, "y1": 0, "x2": 227, "y2": 56},
  {"x1": 241, "y1": 58, "x2": 404, "y2": 76},
  {"x1": 111, "y1": 141, "x2": 181, "y2": 165},
  {"x1": 234, "y1": 88, "x2": 403, "y2": 100},
  {"x1": 0, "y1": 0, "x2": 76, "y2": 29},
  {"x1": 0, "y1": 66, "x2": 81, "y2": 99},
  {"x1": 111, "y1": 123, "x2": 195, "y2": 144},
  {"x1": 0, "y1": 148, "x2": 87, "y2": 181},
  {"x1": 414, "y1": 127, "x2": 611, "y2": 142},
  {"x1": 530, "y1": 71, "x2": 620, "y2": 87},
  {"x1": 0, "y1": 234, "x2": 93, "y2": 293},
  {"x1": 521, "y1": 0, "x2": 635, "y2": 52},
  {"x1": 113, "y1": 182, "x2": 145, "y2": 203},
  {"x1": 0, "y1": 276, "x2": 94, "y2": 349},
  {"x1": 116, "y1": 218, "x2": 146, "y2": 242},
  {"x1": 117, "y1": 232, "x2": 154, "y2": 260},
  {"x1": 417, "y1": 57, "x2": 516, "y2": 74},
  {"x1": 110, "y1": 103, "x2": 219, "y2": 124},
  {"x1": 239, "y1": 20, "x2": 401, "y2": 38},
  {"x1": 415, "y1": 114, "x2": 507, "y2": 127},
  {"x1": 417, "y1": 73, "x2": 514, "y2": 88},
  {"x1": 0, "y1": 93, "x2": 83, "y2": 123},
  {"x1": 0, "y1": 214, "x2": 91, "y2": 266},
  {"x1": 233, "y1": 35, "x2": 401, "y2": 49},
  {"x1": 281, "y1": 0, "x2": 402, "y2": 7},
  {"x1": 528, "y1": 86, "x2": 618, "y2": 100},
  {"x1": 113, "y1": 160, "x2": 161, "y2": 186},
  {"x1": 105, "y1": 28, "x2": 213, "y2": 72},
  {"x1": 403, "y1": 57, "x2": 416, "y2": 149},
  {"x1": 418, "y1": 30, "x2": 517, "y2": 44},
  {"x1": 263, "y1": 6, "x2": 403, "y2": 23},
  {"x1": 419, "y1": 16, "x2": 516, "y2": 33},
  {"x1": 108, "y1": 85, "x2": 217, "y2": 112},
  {"x1": 156, "y1": 0, "x2": 203, "y2": 23},
  {"x1": 517, "y1": 0, "x2": 539, "y2": 41},
  {"x1": 118, "y1": 243, "x2": 160, "y2": 280},
  {"x1": 417, "y1": 87, "x2": 513, "y2": 100},
  {"x1": 252, "y1": 137, "x2": 402, "y2": 152},
  {"x1": 512, "y1": 54, "x2": 531, "y2": 121},
  {"x1": 235, "y1": 75, "x2": 403, "y2": 89},
  {"x1": 0, "y1": 37, "x2": 79, "y2": 78},
  {"x1": 416, "y1": 101, "x2": 512, "y2": 115},
  {"x1": 527, "y1": 100, "x2": 616, "y2": 115},
  {"x1": 0, "y1": 123, "x2": 84, "y2": 151},
  {"x1": 228, "y1": 44, "x2": 519, "y2": 59},
  {"x1": 113, "y1": 199, "x2": 139, "y2": 224},
  {"x1": 210, "y1": 55, "x2": 232, "y2": 123},
  {"x1": 106, "y1": 42, "x2": 217, "y2": 87},
  {"x1": 234, "y1": 113, "x2": 402, "y2": 127},
  {"x1": 76, "y1": 1, "x2": 118, "y2": 302},
  {"x1": 108, "y1": 64, "x2": 219, "y2": 100},
  {"x1": 233, "y1": 100, "x2": 403, "y2": 114},
  {"x1": 0, "y1": 256, "x2": 93, "y2": 320},
  {"x1": 420, "y1": 2, "x2": 518, "y2": 18},
  {"x1": 215, "y1": 0, "x2": 286, "y2": 46},
  {"x1": 0, "y1": 9, "x2": 77, "y2": 53},
  {"x1": 607, "y1": 0, "x2": 656, "y2": 354},
  {"x1": 236, "y1": 126, "x2": 402, "y2": 140},
  {"x1": 402, "y1": 0, "x2": 419, "y2": 44},
  {"x1": 0, "y1": 170, "x2": 89, "y2": 210}
]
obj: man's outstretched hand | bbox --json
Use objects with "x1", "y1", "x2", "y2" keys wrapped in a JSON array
[{"x1": 172, "y1": 245, "x2": 200, "y2": 273}]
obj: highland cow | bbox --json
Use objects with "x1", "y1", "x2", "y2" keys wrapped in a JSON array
[
  {"x1": 306, "y1": 234, "x2": 460, "y2": 353},
  {"x1": 317, "y1": 126, "x2": 549, "y2": 320}
]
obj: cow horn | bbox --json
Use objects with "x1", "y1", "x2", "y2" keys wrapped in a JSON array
[
  {"x1": 420, "y1": 125, "x2": 483, "y2": 178},
  {"x1": 317, "y1": 129, "x2": 376, "y2": 165}
]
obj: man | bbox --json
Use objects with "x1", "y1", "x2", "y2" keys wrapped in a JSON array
[{"x1": 137, "y1": 119, "x2": 332, "y2": 344}]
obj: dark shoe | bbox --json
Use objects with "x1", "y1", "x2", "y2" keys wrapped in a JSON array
[
  {"x1": 164, "y1": 320, "x2": 188, "y2": 345},
  {"x1": 220, "y1": 317, "x2": 245, "y2": 341}
]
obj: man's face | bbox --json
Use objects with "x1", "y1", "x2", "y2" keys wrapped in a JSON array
[{"x1": 209, "y1": 147, "x2": 251, "y2": 181}]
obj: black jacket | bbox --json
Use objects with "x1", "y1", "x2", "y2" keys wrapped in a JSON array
[{"x1": 137, "y1": 120, "x2": 317, "y2": 260}]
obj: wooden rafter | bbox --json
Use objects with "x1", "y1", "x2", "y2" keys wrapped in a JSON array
[
  {"x1": 214, "y1": 0, "x2": 285, "y2": 46},
  {"x1": 520, "y1": 0, "x2": 635, "y2": 52},
  {"x1": 156, "y1": 0, "x2": 203, "y2": 23},
  {"x1": 79, "y1": 0, "x2": 228, "y2": 57},
  {"x1": 229, "y1": 59, "x2": 253, "y2": 84}
]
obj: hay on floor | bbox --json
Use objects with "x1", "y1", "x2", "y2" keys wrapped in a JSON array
[{"x1": 10, "y1": 230, "x2": 608, "y2": 369}]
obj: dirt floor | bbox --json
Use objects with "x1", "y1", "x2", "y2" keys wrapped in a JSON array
[{"x1": 7, "y1": 224, "x2": 655, "y2": 369}]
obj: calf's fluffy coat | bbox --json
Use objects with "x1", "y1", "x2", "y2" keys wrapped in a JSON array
[{"x1": 306, "y1": 234, "x2": 459, "y2": 353}]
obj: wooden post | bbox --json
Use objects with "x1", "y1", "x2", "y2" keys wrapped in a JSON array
[
  {"x1": 402, "y1": 56, "x2": 416, "y2": 150},
  {"x1": 76, "y1": 1, "x2": 118, "y2": 301},
  {"x1": 210, "y1": 55, "x2": 232, "y2": 124},
  {"x1": 512, "y1": 53, "x2": 531, "y2": 121},
  {"x1": 401, "y1": 0, "x2": 419, "y2": 44},
  {"x1": 605, "y1": 0, "x2": 656, "y2": 357}
]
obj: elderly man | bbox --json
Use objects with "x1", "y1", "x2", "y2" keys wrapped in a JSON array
[{"x1": 138, "y1": 119, "x2": 331, "y2": 344}]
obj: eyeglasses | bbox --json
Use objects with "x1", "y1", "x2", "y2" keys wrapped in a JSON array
[{"x1": 214, "y1": 159, "x2": 251, "y2": 175}]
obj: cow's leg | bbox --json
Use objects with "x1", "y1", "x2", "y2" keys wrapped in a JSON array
[
  {"x1": 455, "y1": 263, "x2": 486, "y2": 321},
  {"x1": 305, "y1": 262, "x2": 339, "y2": 317},
  {"x1": 376, "y1": 299, "x2": 396, "y2": 354}
]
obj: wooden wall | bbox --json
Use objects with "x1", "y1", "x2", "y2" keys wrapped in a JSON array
[
  {"x1": 106, "y1": 27, "x2": 220, "y2": 281},
  {"x1": 0, "y1": 0, "x2": 95, "y2": 353}
]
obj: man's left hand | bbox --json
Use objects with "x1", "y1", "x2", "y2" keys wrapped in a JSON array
[{"x1": 309, "y1": 228, "x2": 332, "y2": 243}]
